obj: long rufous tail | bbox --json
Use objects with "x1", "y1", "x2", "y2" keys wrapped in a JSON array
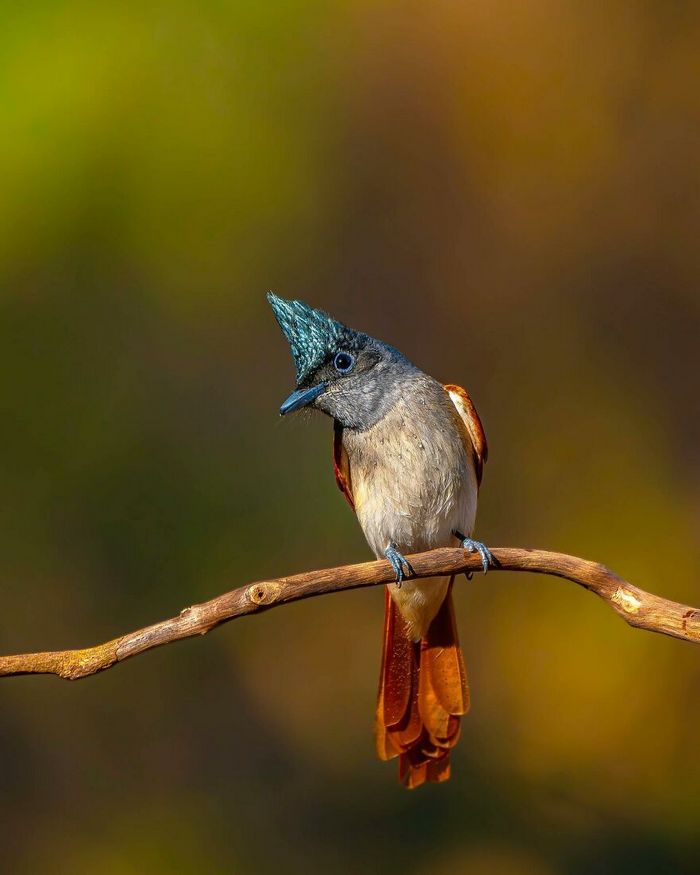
[{"x1": 375, "y1": 579, "x2": 469, "y2": 789}]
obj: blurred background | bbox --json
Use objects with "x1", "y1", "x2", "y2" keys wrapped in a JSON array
[{"x1": 1, "y1": 1, "x2": 699, "y2": 872}]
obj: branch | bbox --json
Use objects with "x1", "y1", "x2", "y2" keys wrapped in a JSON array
[{"x1": 1, "y1": 547, "x2": 698, "y2": 681}]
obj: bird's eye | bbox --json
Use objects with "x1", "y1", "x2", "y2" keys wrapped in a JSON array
[{"x1": 333, "y1": 351, "x2": 355, "y2": 374}]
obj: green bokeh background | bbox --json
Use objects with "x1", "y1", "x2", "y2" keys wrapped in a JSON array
[{"x1": 1, "y1": 2, "x2": 699, "y2": 872}]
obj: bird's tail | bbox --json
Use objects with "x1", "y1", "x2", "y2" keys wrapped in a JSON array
[{"x1": 375, "y1": 579, "x2": 469, "y2": 789}]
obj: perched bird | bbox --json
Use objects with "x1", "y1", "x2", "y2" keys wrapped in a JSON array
[{"x1": 268, "y1": 293, "x2": 492, "y2": 788}]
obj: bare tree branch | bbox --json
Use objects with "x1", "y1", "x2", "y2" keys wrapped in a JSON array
[{"x1": 1, "y1": 547, "x2": 698, "y2": 681}]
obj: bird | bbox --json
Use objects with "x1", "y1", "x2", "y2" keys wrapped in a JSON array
[{"x1": 268, "y1": 293, "x2": 492, "y2": 789}]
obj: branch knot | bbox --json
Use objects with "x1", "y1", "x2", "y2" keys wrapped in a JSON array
[
  {"x1": 246, "y1": 581, "x2": 282, "y2": 606},
  {"x1": 611, "y1": 586, "x2": 643, "y2": 614}
]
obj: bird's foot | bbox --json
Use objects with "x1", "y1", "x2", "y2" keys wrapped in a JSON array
[
  {"x1": 385, "y1": 544, "x2": 415, "y2": 588},
  {"x1": 454, "y1": 531, "x2": 494, "y2": 576}
]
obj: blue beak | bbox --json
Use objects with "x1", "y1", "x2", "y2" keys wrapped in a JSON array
[{"x1": 279, "y1": 382, "x2": 327, "y2": 416}]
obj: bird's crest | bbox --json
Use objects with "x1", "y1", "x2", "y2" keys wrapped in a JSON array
[{"x1": 267, "y1": 293, "x2": 358, "y2": 385}]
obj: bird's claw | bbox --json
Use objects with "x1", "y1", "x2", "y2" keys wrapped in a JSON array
[
  {"x1": 385, "y1": 544, "x2": 415, "y2": 588},
  {"x1": 455, "y1": 532, "x2": 494, "y2": 575}
]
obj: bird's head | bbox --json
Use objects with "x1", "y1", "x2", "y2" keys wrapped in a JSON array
[{"x1": 267, "y1": 293, "x2": 416, "y2": 430}]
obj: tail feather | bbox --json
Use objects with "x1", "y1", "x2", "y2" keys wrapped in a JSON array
[
  {"x1": 392, "y1": 674, "x2": 423, "y2": 751},
  {"x1": 420, "y1": 593, "x2": 469, "y2": 717},
  {"x1": 377, "y1": 586, "x2": 413, "y2": 729},
  {"x1": 417, "y1": 656, "x2": 453, "y2": 741},
  {"x1": 375, "y1": 578, "x2": 469, "y2": 789}
]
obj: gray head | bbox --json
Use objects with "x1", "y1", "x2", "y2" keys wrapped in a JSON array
[{"x1": 267, "y1": 293, "x2": 418, "y2": 430}]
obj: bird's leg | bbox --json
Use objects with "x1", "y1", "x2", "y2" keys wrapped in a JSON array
[
  {"x1": 454, "y1": 530, "x2": 494, "y2": 576},
  {"x1": 384, "y1": 544, "x2": 415, "y2": 588}
]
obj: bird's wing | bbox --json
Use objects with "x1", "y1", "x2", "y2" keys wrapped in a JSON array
[
  {"x1": 332, "y1": 420, "x2": 355, "y2": 510},
  {"x1": 443, "y1": 383, "x2": 488, "y2": 487}
]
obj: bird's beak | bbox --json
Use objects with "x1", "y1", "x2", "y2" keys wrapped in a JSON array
[{"x1": 279, "y1": 382, "x2": 327, "y2": 416}]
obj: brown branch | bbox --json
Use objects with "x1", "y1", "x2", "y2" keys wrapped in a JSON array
[{"x1": 1, "y1": 547, "x2": 698, "y2": 681}]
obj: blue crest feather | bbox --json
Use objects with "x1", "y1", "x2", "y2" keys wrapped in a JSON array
[{"x1": 267, "y1": 293, "x2": 355, "y2": 385}]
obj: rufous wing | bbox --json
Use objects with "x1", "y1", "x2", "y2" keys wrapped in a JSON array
[
  {"x1": 444, "y1": 383, "x2": 488, "y2": 487},
  {"x1": 332, "y1": 420, "x2": 355, "y2": 510}
]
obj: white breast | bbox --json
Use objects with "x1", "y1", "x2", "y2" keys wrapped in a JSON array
[
  {"x1": 347, "y1": 395, "x2": 477, "y2": 556},
  {"x1": 352, "y1": 449, "x2": 477, "y2": 559}
]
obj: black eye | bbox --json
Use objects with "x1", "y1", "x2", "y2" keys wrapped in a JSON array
[{"x1": 333, "y1": 351, "x2": 355, "y2": 374}]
